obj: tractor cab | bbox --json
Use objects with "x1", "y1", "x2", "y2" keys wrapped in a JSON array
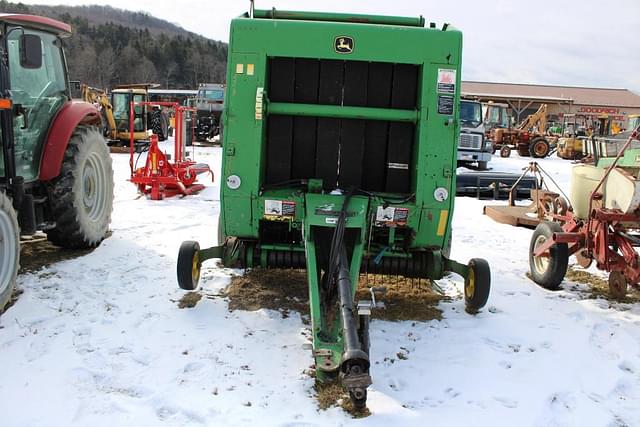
[
  {"x1": 110, "y1": 84, "x2": 155, "y2": 141},
  {"x1": 626, "y1": 114, "x2": 640, "y2": 133},
  {"x1": 0, "y1": 14, "x2": 71, "y2": 183},
  {"x1": 484, "y1": 102, "x2": 510, "y2": 131},
  {"x1": 107, "y1": 83, "x2": 169, "y2": 144}
]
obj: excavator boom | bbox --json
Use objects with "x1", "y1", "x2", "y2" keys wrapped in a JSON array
[
  {"x1": 517, "y1": 104, "x2": 547, "y2": 134},
  {"x1": 81, "y1": 84, "x2": 117, "y2": 139}
]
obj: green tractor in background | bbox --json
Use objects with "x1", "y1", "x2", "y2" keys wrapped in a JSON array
[{"x1": 0, "y1": 13, "x2": 114, "y2": 313}]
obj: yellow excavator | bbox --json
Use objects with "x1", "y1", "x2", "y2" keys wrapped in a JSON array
[{"x1": 81, "y1": 83, "x2": 168, "y2": 145}]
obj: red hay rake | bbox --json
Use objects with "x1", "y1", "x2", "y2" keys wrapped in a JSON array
[{"x1": 128, "y1": 101, "x2": 213, "y2": 200}]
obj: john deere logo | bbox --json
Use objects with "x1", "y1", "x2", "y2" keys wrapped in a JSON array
[{"x1": 335, "y1": 36, "x2": 354, "y2": 53}]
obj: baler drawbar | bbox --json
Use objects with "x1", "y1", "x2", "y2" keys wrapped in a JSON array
[{"x1": 177, "y1": 8, "x2": 491, "y2": 409}]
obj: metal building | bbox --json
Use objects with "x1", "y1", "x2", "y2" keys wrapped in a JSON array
[{"x1": 462, "y1": 81, "x2": 640, "y2": 130}]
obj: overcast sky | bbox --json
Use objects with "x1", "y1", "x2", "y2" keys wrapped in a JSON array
[{"x1": 18, "y1": 0, "x2": 640, "y2": 93}]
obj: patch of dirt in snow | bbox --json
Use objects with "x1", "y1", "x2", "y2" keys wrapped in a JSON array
[
  {"x1": 223, "y1": 268, "x2": 445, "y2": 322},
  {"x1": 357, "y1": 274, "x2": 445, "y2": 321},
  {"x1": 19, "y1": 237, "x2": 95, "y2": 273},
  {"x1": 177, "y1": 291, "x2": 202, "y2": 308},
  {"x1": 315, "y1": 382, "x2": 371, "y2": 418},
  {"x1": 566, "y1": 266, "x2": 640, "y2": 304},
  {"x1": 223, "y1": 268, "x2": 310, "y2": 318}
]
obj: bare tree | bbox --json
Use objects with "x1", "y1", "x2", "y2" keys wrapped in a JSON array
[
  {"x1": 164, "y1": 61, "x2": 178, "y2": 88},
  {"x1": 134, "y1": 57, "x2": 157, "y2": 83},
  {"x1": 95, "y1": 46, "x2": 117, "y2": 88},
  {"x1": 67, "y1": 42, "x2": 98, "y2": 86}
]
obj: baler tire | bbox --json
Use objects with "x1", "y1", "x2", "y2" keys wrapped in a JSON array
[
  {"x1": 46, "y1": 126, "x2": 114, "y2": 249},
  {"x1": 529, "y1": 221, "x2": 568, "y2": 290},
  {"x1": 177, "y1": 240, "x2": 201, "y2": 290},
  {"x1": 499, "y1": 145, "x2": 511, "y2": 158},
  {"x1": 0, "y1": 191, "x2": 20, "y2": 314},
  {"x1": 530, "y1": 138, "x2": 550, "y2": 158},
  {"x1": 464, "y1": 258, "x2": 491, "y2": 314}
]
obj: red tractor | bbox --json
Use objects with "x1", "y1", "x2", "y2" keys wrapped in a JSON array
[{"x1": 0, "y1": 14, "x2": 114, "y2": 312}]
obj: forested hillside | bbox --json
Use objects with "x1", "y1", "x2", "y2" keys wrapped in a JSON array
[{"x1": 0, "y1": 1, "x2": 228, "y2": 89}]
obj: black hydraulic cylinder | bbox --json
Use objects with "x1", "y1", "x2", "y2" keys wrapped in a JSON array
[
  {"x1": 337, "y1": 246, "x2": 370, "y2": 366},
  {"x1": 337, "y1": 247, "x2": 361, "y2": 355}
]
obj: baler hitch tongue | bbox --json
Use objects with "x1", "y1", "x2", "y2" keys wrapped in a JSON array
[{"x1": 336, "y1": 246, "x2": 372, "y2": 409}]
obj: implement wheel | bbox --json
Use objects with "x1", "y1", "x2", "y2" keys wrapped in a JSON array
[
  {"x1": 529, "y1": 221, "x2": 568, "y2": 289},
  {"x1": 530, "y1": 137, "x2": 550, "y2": 158},
  {"x1": 177, "y1": 241, "x2": 201, "y2": 290},
  {"x1": 608, "y1": 271, "x2": 628, "y2": 300},
  {"x1": 499, "y1": 145, "x2": 511, "y2": 158},
  {"x1": 464, "y1": 258, "x2": 491, "y2": 314}
]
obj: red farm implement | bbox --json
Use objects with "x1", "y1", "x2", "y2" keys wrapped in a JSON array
[
  {"x1": 529, "y1": 127, "x2": 640, "y2": 298},
  {"x1": 128, "y1": 101, "x2": 213, "y2": 200}
]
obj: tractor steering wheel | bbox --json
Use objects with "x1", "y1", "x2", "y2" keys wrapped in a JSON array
[
  {"x1": 32, "y1": 81, "x2": 54, "y2": 107},
  {"x1": 26, "y1": 81, "x2": 55, "y2": 130}
]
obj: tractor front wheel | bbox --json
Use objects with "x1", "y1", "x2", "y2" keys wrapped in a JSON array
[
  {"x1": 529, "y1": 221, "x2": 568, "y2": 289},
  {"x1": 0, "y1": 191, "x2": 19, "y2": 313},
  {"x1": 46, "y1": 126, "x2": 114, "y2": 249},
  {"x1": 464, "y1": 258, "x2": 491, "y2": 313},
  {"x1": 177, "y1": 241, "x2": 201, "y2": 290},
  {"x1": 499, "y1": 145, "x2": 511, "y2": 158}
]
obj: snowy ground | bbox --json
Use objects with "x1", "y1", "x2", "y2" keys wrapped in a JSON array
[{"x1": 1, "y1": 144, "x2": 639, "y2": 427}]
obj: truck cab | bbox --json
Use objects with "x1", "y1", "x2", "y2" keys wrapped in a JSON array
[
  {"x1": 458, "y1": 99, "x2": 491, "y2": 169},
  {"x1": 193, "y1": 83, "x2": 225, "y2": 141}
]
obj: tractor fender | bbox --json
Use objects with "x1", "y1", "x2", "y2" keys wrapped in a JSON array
[{"x1": 39, "y1": 101, "x2": 101, "y2": 181}]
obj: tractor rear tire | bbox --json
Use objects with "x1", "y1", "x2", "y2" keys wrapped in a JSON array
[
  {"x1": 177, "y1": 241, "x2": 201, "y2": 290},
  {"x1": 464, "y1": 258, "x2": 491, "y2": 313},
  {"x1": 150, "y1": 109, "x2": 169, "y2": 142},
  {"x1": 530, "y1": 138, "x2": 550, "y2": 158},
  {"x1": 529, "y1": 221, "x2": 568, "y2": 290},
  {"x1": 46, "y1": 126, "x2": 114, "y2": 249},
  {"x1": 0, "y1": 192, "x2": 19, "y2": 313}
]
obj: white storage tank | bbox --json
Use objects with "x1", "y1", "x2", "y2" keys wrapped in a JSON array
[{"x1": 570, "y1": 165, "x2": 604, "y2": 219}]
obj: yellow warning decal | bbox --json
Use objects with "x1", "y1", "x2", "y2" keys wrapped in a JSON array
[{"x1": 436, "y1": 210, "x2": 449, "y2": 236}]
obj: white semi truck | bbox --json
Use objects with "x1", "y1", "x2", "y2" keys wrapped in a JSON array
[{"x1": 458, "y1": 99, "x2": 492, "y2": 170}]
